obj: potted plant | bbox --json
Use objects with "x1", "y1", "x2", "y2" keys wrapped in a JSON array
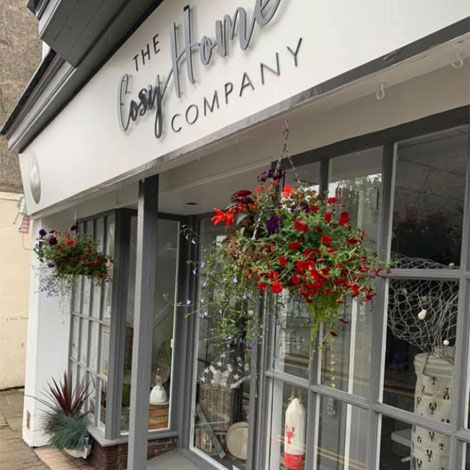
[
  {"x1": 34, "y1": 373, "x2": 92, "y2": 459},
  {"x1": 195, "y1": 167, "x2": 389, "y2": 356},
  {"x1": 34, "y1": 225, "x2": 112, "y2": 296}
]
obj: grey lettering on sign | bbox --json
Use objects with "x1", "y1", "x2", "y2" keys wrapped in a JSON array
[{"x1": 119, "y1": 0, "x2": 283, "y2": 138}]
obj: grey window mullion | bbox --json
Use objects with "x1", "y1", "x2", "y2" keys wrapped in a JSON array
[
  {"x1": 383, "y1": 268, "x2": 462, "y2": 280},
  {"x1": 320, "y1": 158, "x2": 329, "y2": 194},
  {"x1": 105, "y1": 210, "x2": 131, "y2": 440},
  {"x1": 264, "y1": 369, "x2": 309, "y2": 389},
  {"x1": 449, "y1": 278, "x2": 470, "y2": 469},
  {"x1": 366, "y1": 143, "x2": 395, "y2": 470}
]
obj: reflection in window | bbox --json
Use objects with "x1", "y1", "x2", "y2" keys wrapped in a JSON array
[
  {"x1": 392, "y1": 127, "x2": 468, "y2": 268},
  {"x1": 320, "y1": 298, "x2": 374, "y2": 398},
  {"x1": 267, "y1": 381, "x2": 308, "y2": 470},
  {"x1": 316, "y1": 398, "x2": 368, "y2": 470},
  {"x1": 121, "y1": 217, "x2": 179, "y2": 433},
  {"x1": 385, "y1": 279, "x2": 458, "y2": 422},
  {"x1": 380, "y1": 416, "x2": 449, "y2": 470},
  {"x1": 329, "y1": 147, "x2": 382, "y2": 247},
  {"x1": 192, "y1": 219, "x2": 252, "y2": 469}
]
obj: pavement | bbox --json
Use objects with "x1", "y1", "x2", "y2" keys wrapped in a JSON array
[{"x1": 0, "y1": 389, "x2": 94, "y2": 470}]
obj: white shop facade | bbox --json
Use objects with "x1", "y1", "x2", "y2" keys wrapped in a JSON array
[{"x1": 2, "y1": 1, "x2": 470, "y2": 469}]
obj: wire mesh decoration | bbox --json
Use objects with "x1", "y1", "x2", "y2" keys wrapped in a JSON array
[{"x1": 387, "y1": 255, "x2": 458, "y2": 363}]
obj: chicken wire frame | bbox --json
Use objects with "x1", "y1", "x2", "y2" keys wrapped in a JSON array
[{"x1": 256, "y1": 116, "x2": 470, "y2": 470}]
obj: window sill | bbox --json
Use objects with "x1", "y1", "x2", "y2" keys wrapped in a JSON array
[{"x1": 87, "y1": 425, "x2": 179, "y2": 447}]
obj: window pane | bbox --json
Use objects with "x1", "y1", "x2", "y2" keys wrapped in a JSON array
[
  {"x1": 392, "y1": 126, "x2": 468, "y2": 268},
  {"x1": 121, "y1": 217, "x2": 179, "y2": 433},
  {"x1": 385, "y1": 279, "x2": 458, "y2": 423},
  {"x1": 192, "y1": 219, "x2": 252, "y2": 468},
  {"x1": 100, "y1": 323, "x2": 110, "y2": 376},
  {"x1": 71, "y1": 315, "x2": 79, "y2": 360},
  {"x1": 380, "y1": 416, "x2": 449, "y2": 470},
  {"x1": 266, "y1": 381, "x2": 308, "y2": 470},
  {"x1": 99, "y1": 379, "x2": 107, "y2": 429},
  {"x1": 80, "y1": 318, "x2": 89, "y2": 365},
  {"x1": 103, "y1": 215, "x2": 115, "y2": 323},
  {"x1": 316, "y1": 398, "x2": 368, "y2": 470},
  {"x1": 285, "y1": 161, "x2": 321, "y2": 191},
  {"x1": 465, "y1": 444, "x2": 470, "y2": 470},
  {"x1": 89, "y1": 320, "x2": 99, "y2": 371},
  {"x1": 268, "y1": 293, "x2": 311, "y2": 379},
  {"x1": 329, "y1": 147, "x2": 382, "y2": 247},
  {"x1": 320, "y1": 298, "x2": 374, "y2": 398}
]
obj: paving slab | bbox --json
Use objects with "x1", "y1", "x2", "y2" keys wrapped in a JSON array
[{"x1": 147, "y1": 451, "x2": 203, "y2": 470}]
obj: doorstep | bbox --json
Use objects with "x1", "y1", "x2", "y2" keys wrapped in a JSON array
[{"x1": 146, "y1": 451, "x2": 203, "y2": 470}]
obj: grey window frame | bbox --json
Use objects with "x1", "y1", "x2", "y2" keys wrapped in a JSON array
[
  {"x1": 181, "y1": 107, "x2": 470, "y2": 470},
  {"x1": 68, "y1": 208, "x2": 189, "y2": 444}
]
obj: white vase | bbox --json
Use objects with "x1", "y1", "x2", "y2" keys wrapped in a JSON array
[{"x1": 64, "y1": 444, "x2": 91, "y2": 459}]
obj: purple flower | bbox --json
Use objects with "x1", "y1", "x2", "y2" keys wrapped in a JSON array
[
  {"x1": 48, "y1": 237, "x2": 57, "y2": 246},
  {"x1": 266, "y1": 215, "x2": 282, "y2": 234},
  {"x1": 39, "y1": 229, "x2": 47, "y2": 237},
  {"x1": 47, "y1": 263, "x2": 55, "y2": 268},
  {"x1": 257, "y1": 169, "x2": 285, "y2": 183},
  {"x1": 290, "y1": 203, "x2": 298, "y2": 213}
]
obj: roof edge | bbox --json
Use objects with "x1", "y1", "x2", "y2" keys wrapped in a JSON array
[{"x1": 0, "y1": 48, "x2": 59, "y2": 136}]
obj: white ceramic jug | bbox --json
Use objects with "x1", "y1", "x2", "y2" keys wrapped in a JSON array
[{"x1": 149, "y1": 373, "x2": 168, "y2": 404}]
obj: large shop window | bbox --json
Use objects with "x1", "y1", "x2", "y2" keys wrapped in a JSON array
[
  {"x1": 70, "y1": 214, "x2": 115, "y2": 429},
  {"x1": 122, "y1": 216, "x2": 179, "y2": 433},
  {"x1": 69, "y1": 211, "x2": 180, "y2": 439}
]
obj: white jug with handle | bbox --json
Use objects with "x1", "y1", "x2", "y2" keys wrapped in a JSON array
[{"x1": 150, "y1": 372, "x2": 168, "y2": 405}]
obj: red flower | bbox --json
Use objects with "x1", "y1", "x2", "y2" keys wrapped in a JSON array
[
  {"x1": 290, "y1": 275, "x2": 301, "y2": 285},
  {"x1": 281, "y1": 184, "x2": 292, "y2": 198},
  {"x1": 294, "y1": 219, "x2": 309, "y2": 232},
  {"x1": 321, "y1": 235, "x2": 333, "y2": 245},
  {"x1": 271, "y1": 282, "x2": 283, "y2": 294},
  {"x1": 339, "y1": 211, "x2": 349, "y2": 226},
  {"x1": 309, "y1": 204, "x2": 319, "y2": 213},
  {"x1": 279, "y1": 256, "x2": 287, "y2": 267},
  {"x1": 268, "y1": 271, "x2": 280, "y2": 281},
  {"x1": 289, "y1": 241, "x2": 302, "y2": 250},
  {"x1": 66, "y1": 240, "x2": 74, "y2": 246},
  {"x1": 296, "y1": 261, "x2": 307, "y2": 275},
  {"x1": 324, "y1": 212, "x2": 333, "y2": 224},
  {"x1": 258, "y1": 282, "x2": 267, "y2": 293},
  {"x1": 211, "y1": 208, "x2": 225, "y2": 226},
  {"x1": 347, "y1": 238, "x2": 359, "y2": 245},
  {"x1": 304, "y1": 249, "x2": 315, "y2": 260},
  {"x1": 327, "y1": 197, "x2": 337, "y2": 204}
]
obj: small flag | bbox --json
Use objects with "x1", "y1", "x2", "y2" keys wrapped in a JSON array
[{"x1": 19, "y1": 215, "x2": 31, "y2": 234}]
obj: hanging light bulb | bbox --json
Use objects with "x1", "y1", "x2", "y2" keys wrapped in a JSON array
[
  {"x1": 418, "y1": 309, "x2": 427, "y2": 320},
  {"x1": 443, "y1": 339, "x2": 450, "y2": 346}
]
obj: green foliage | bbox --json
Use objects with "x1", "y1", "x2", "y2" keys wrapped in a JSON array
[
  {"x1": 44, "y1": 412, "x2": 89, "y2": 451},
  {"x1": 191, "y1": 170, "x2": 388, "y2": 356},
  {"x1": 34, "y1": 227, "x2": 112, "y2": 296}
]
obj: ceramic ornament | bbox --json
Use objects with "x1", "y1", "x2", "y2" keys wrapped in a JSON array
[{"x1": 283, "y1": 398, "x2": 306, "y2": 470}]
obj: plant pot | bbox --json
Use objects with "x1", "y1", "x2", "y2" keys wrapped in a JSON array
[{"x1": 64, "y1": 444, "x2": 91, "y2": 459}]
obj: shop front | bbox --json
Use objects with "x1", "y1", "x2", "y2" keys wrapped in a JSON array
[{"x1": 1, "y1": 1, "x2": 469, "y2": 469}]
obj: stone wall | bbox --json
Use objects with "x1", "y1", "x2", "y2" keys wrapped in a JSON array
[{"x1": 0, "y1": 0, "x2": 41, "y2": 193}]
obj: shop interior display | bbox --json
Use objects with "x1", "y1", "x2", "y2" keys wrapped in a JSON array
[{"x1": 387, "y1": 256, "x2": 458, "y2": 470}]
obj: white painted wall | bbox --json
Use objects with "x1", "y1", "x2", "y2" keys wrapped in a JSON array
[
  {"x1": 22, "y1": 214, "x2": 73, "y2": 447},
  {"x1": 0, "y1": 193, "x2": 31, "y2": 389},
  {"x1": 18, "y1": 0, "x2": 470, "y2": 214}
]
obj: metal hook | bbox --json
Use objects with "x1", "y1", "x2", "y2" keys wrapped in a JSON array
[
  {"x1": 283, "y1": 119, "x2": 290, "y2": 142},
  {"x1": 376, "y1": 83, "x2": 386, "y2": 101},
  {"x1": 451, "y1": 52, "x2": 464, "y2": 69}
]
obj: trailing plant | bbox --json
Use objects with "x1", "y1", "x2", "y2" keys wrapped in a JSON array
[
  {"x1": 34, "y1": 226, "x2": 112, "y2": 296},
  {"x1": 31, "y1": 373, "x2": 91, "y2": 451},
  {"x1": 192, "y1": 167, "x2": 388, "y2": 355}
]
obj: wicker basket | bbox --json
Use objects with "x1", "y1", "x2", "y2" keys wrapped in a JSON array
[{"x1": 199, "y1": 384, "x2": 238, "y2": 432}]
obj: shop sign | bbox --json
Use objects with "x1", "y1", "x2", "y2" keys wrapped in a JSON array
[{"x1": 118, "y1": 0, "x2": 299, "y2": 139}]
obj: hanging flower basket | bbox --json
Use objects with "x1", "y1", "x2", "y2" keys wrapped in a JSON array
[
  {"x1": 34, "y1": 226, "x2": 112, "y2": 296},
  {"x1": 196, "y1": 167, "x2": 389, "y2": 353}
]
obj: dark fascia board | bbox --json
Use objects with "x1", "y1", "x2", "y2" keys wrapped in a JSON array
[
  {"x1": 26, "y1": 0, "x2": 50, "y2": 19},
  {"x1": 0, "y1": 48, "x2": 60, "y2": 135},
  {"x1": 1, "y1": 0, "x2": 164, "y2": 146},
  {"x1": 2, "y1": 12, "x2": 469, "y2": 151}
]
